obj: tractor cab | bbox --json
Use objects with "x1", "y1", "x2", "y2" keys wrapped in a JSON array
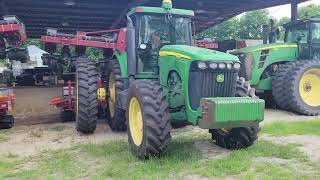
[
  {"x1": 284, "y1": 19, "x2": 320, "y2": 60},
  {"x1": 127, "y1": 1, "x2": 194, "y2": 74}
]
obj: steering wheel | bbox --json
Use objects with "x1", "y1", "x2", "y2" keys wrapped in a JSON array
[{"x1": 154, "y1": 29, "x2": 169, "y2": 42}]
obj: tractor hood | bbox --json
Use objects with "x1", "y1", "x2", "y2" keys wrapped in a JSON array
[
  {"x1": 160, "y1": 45, "x2": 239, "y2": 62},
  {"x1": 232, "y1": 42, "x2": 298, "y2": 54}
]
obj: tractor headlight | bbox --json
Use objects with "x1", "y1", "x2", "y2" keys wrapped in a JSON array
[
  {"x1": 226, "y1": 63, "x2": 233, "y2": 70},
  {"x1": 234, "y1": 62, "x2": 241, "y2": 70},
  {"x1": 197, "y1": 62, "x2": 207, "y2": 69},
  {"x1": 218, "y1": 63, "x2": 226, "y2": 69},
  {"x1": 209, "y1": 62, "x2": 218, "y2": 69}
]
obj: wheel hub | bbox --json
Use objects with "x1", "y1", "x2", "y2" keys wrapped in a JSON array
[
  {"x1": 299, "y1": 68, "x2": 320, "y2": 107},
  {"x1": 303, "y1": 82, "x2": 312, "y2": 92},
  {"x1": 129, "y1": 97, "x2": 143, "y2": 146}
]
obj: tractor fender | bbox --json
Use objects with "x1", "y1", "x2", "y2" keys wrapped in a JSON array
[{"x1": 113, "y1": 51, "x2": 128, "y2": 78}]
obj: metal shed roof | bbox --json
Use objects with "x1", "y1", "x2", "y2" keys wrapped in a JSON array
[{"x1": 0, "y1": 0, "x2": 307, "y2": 38}]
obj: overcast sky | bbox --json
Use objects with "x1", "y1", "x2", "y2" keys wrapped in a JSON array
[{"x1": 268, "y1": 0, "x2": 320, "y2": 19}]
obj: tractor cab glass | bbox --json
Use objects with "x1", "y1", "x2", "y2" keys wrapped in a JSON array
[
  {"x1": 285, "y1": 22, "x2": 308, "y2": 43},
  {"x1": 310, "y1": 22, "x2": 320, "y2": 59},
  {"x1": 285, "y1": 21, "x2": 320, "y2": 60},
  {"x1": 136, "y1": 14, "x2": 192, "y2": 73}
]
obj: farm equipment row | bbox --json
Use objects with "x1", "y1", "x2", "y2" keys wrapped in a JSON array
[{"x1": 0, "y1": 15, "x2": 26, "y2": 129}]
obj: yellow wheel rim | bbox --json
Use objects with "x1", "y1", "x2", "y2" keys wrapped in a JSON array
[
  {"x1": 129, "y1": 97, "x2": 143, "y2": 146},
  {"x1": 108, "y1": 72, "x2": 116, "y2": 117},
  {"x1": 299, "y1": 68, "x2": 320, "y2": 107}
]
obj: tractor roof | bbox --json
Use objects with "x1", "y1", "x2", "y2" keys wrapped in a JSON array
[
  {"x1": 283, "y1": 18, "x2": 320, "y2": 27},
  {"x1": 127, "y1": 6, "x2": 194, "y2": 17}
]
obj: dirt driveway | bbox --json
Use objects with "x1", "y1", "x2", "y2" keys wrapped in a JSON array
[
  {"x1": 13, "y1": 86, "x2": 61, "y2": 125},
  {"x1": 11, "y1": 86, "x2": 319, "y2": 126}
]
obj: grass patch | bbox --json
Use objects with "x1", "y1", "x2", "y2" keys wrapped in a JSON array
[
  {"x1": 192, "y1": 141, "x2": 306, "y2": 177},
  {"x1": 262, "y1": 120, "x2": 320, "y2": 136},
  {"x1": 6, "y1": 152, "x2": 18, "y2": 159},
  {"x1": 0, "y1": 133, "x2": 9, "y2": 142},
  {"x1": 29, "y1": 129, "x2": 43, "y2": 138},
  {"x1": 49, "y1": 125, "x2": 65, "y2": 132},
  {"x1": 0, "y1": 132, "x2": 316, "y2": 179}
]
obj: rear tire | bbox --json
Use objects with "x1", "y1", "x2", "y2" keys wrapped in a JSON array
[
  {"x1": 126, "y1": 80, "x2": 171, "y2": 159},
  {"x1": 60, "y1": 110, "x2": 75, "y2": 123},
  {"x1": 210, "y1": 77, "x2": 260, "y2": 149},
  {"x1": 75, "y1": 58, "x2": 98, "y2": 134},
  {"x1": 106, "y1": 59, "x2": 126, "y2": 131},
  {"x1": 0, "y1": 115, "x2": 14, "y2": 129},
  {"x1": 272, "y1": 62, "x2": 297, "y2": 110},
  {"x1": 287, "y1": 60, "x2": 320, "y2": 115}
]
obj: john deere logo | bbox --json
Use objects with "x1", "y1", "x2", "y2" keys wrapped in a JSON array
[{"x1": 216, "y1": 74, "x2": 224, "y2": 83}]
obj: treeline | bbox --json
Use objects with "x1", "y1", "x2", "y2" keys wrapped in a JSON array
[{"x1": 197, "y1": 4, "x2": 320, "y2": 41}]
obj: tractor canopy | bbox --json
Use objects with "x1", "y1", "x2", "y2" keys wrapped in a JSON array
[
  {"x1": 127, "y1": 4, "x2": 194, "y2": 17},
  {"x1": 283, "y1": 18, "x2": 320, "y2": 28},
  {"x1": 128, "y1": 6, "x2": 194, "y2": 17}
]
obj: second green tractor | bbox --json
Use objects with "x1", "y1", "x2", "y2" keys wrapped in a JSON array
[{"x1": 233, "y1": 19, "x2": 320, "y2": 115}]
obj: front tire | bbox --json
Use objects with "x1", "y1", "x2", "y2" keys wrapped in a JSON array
[
  {"x1": 75, "y1": 59, "x2": 98, "y2": 134},
  {"x1": 126, "y1": 80, "x2": 171, "y2": 159},
  {"x1": 210, "y1": 126, "x2": 259, "y2": 149},
  {"x1": 210, "y1": 77, "x2": 260, "y2": 149}
]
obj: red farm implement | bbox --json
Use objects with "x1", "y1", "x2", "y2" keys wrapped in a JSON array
[
  {"x1": 193, "y1": 39, "x2": 219, "y2": 50},
  {"x1": 0, "y1": 88, "x2": 15, "y2": 129},
  {"x1": 0, "y1": 15, "x2": 28, "y2": 62},
  {"x1": 42, "y1": 28, "x2": 123, "y2": 122}
]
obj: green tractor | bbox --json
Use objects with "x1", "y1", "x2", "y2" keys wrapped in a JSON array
[
  {"x1": 233, "y1": 19, "x2": 320, "y2": 116},
  {"x1": 76, "y1": 0, "x2": 265, "y2": 158}
]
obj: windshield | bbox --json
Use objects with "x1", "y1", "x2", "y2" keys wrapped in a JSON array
[
  {"x1": 138, "y1": 15, "x2": 192, "y2": 47},
  {"x1": 136, "y1": 14, "x2": 192, "y2": 74}
]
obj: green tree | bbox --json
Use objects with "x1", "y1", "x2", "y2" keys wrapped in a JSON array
[
  {"x1": 196, "y1": 18, "x2": 240, "y2": 41},
  {"x1": 86, "y1": 47, "x2": 103, "y2": 61},
  {"x1": 298, "y1": 4, "x2": 320, "y2": 19},
  {"x1": 238, "y1": 9, "x2": 270, "y2": 39},
  {"x1": 196, "y1": 9, "x2": 271, "y2": 41},
  {"x1": 277, "y1": 17, "x2": 291, "y2": 40},
  {"x1": 24, "y1": 38, "x2": 43, "y2": 48},
  {"x1": 278, "y1": 17, "x2": 290, "y2": 26}
]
